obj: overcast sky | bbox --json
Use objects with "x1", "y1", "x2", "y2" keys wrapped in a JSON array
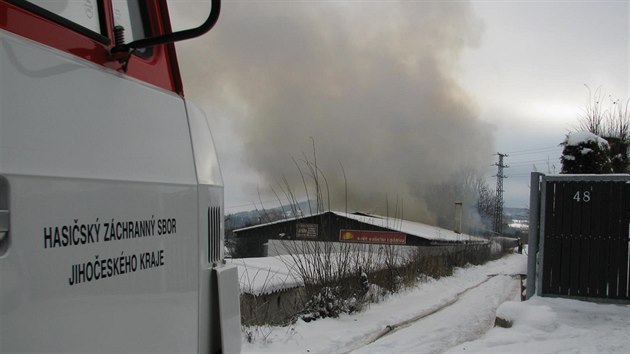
[
  {"x1": 461, "y1": 1, "x2": 629, "y2": 208},
  {"x1": 169, "y1": 0, "x2": 629, "y2": 214}
]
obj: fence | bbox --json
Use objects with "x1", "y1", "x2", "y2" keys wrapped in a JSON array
[{"x1": 528, "y1": 173, "x2": 630, "y2": 301}]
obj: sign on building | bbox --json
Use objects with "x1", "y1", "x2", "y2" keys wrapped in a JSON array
[
  {"x1": 339, "y1": 230, "x2": 406, "y2": 245},
  {"x1": 296, "y1": 223, "x2": 318, "y2": 239}
]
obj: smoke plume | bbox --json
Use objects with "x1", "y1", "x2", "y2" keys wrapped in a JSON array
[{"x1": 171, "y1": 1, "x2": 495, "y2": 224}]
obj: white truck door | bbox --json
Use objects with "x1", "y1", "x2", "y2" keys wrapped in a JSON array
[{"x1": 0, "y1": 3, "x2": 201, "y2": 353}]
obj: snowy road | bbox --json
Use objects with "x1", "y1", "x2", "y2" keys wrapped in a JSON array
[
  {"x1": 350, "y1": 274, "x2": 520, "y2": 353},
  {"x1": 241, "y1": 253, "x2": 630, "y2": 353},
  {"x1": 242, "y1": 254, "x2": 525, "y2": 353}
]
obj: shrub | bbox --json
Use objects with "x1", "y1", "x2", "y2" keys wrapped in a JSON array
[{"x1": 560, "y1": 131, "x2": 612, "y2": 174}]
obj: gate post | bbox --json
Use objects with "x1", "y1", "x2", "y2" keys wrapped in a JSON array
[{"x1": 526, "y1": 172, "x2": 543, "y2": 299}]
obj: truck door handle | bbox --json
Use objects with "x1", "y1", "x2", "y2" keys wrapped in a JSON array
[
  {"x1": 0, "y1": 209, "x2": 7, "y2": 233},
  {"x1": 0, "y1": 209, "x2": 8, "y2": 255}
]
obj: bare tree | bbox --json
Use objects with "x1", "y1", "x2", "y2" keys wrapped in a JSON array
[
  {"x1": 578, "y1": 85, "x2": 605, "y2": 136},
  {"x1": 424, "y1": 167, "x2": 495, "y2": 235},
  {"x1": 574, "y1": 85, "x2": 630, "y2": 173}
]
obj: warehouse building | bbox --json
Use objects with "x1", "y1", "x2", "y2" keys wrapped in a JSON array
[{"x1": 232, "y1": 211, "x2": 486, "y2": 257}]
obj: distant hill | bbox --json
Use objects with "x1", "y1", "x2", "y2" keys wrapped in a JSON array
[
  {"x1": 504, "y1": 207, "x2": 528, "y2": 220},
  {"x1": 226, "y1": 201, "x2": 315, "y2": 235}
]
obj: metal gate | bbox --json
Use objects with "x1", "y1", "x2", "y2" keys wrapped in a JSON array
[{"x1": 530, "y1": 174, "x2": 630, "y2": 301}]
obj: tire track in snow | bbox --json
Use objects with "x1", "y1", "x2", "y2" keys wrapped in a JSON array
[{"x1": 342, "y1": 274, "x2": 521, "y2": 354}]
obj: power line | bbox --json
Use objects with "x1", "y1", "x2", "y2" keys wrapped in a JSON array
[
  {"x1": 505, "y1": 146, "x2": 561, "y2": 156},
  {"x1": 225, "y1": 199, "x2": 281, "y2": 211},
  {"x1": 509, "y1": 158, "x2": 561, "y2": 167},
  {"x1": 509, "y1": 159, "x2": 552, "y2": 166}
]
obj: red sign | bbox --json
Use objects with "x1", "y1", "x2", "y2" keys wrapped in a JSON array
[{"x1": 339, "y1": 230, "x2": 407, "y2": 245}]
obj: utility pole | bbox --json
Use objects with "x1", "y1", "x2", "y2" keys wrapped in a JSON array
[{"x1": 493, "y1": 153, "x2": 508, "y2": 234}]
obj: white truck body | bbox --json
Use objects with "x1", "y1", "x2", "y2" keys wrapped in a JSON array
[{"x1": 0, "y1": 1, "x2": 241, "y2": 353}]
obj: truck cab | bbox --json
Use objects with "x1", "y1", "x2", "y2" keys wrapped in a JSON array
[{"x1": 0, "y1": 1, "x2": 241, "y2": 352}]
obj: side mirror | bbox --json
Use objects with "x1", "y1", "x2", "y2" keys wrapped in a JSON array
[{"x1": 111, "y1": 0, "x2": 220, "y2": 60}]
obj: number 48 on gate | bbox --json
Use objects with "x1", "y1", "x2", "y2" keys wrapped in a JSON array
[{"x1": 573, "y1": 190, "x2": 591, "y2": 203}]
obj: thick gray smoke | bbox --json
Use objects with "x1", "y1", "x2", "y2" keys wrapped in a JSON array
[{"x1": 171, "y1": 1, "x2": 495, "y2": 224}]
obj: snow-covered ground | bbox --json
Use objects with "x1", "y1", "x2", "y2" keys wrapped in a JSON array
[
  {"x1": 230, "y1": 241, "x2": 500, "y2": 296},
  {"x1": 241, "y1": 253, "x2": 630, "y2": 353},
  {"x1": 230, "y1": 256, "x2": 302, "y2": 295},
  {"x1": 449, "y1": 295, "x2": 630, "y2": 353}
]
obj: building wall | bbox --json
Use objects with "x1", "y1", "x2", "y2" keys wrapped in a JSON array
[{"x1": 233, "y1": 212, "x2": 431, "y2": 257}]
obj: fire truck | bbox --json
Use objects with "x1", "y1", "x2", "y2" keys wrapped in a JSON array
[{"x1": 0, "y1": 1, "x2": 241, "y2": 352}]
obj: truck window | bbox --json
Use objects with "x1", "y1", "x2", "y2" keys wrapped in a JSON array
[
  {"x1": 111, "y1": 0, "x2": 151, "y2": 56},
  {"x1": 25, "y1": 0, "x2": 103, "y2": 36},
  {"x1": 112, "y1": 0, "x2": 149, "y2": 43}
]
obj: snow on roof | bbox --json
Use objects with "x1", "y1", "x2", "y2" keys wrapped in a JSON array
[
  {"x1": 542, "y1": 173, "x2": 630, "y2": 180},
  {"x1": 235, "y1": 210, "x2": 486, "y2": 244},
  {"x1": 565, "y1": 131, "x2": 609, "y2": 147},
  {"x1": 233, "y1": 210, "x2": 330, "y2": 232},
  {"x1": 330, "y1": 211, "x2": 486, "y2": 243},
  {"x1": 228, "y1": 256, "x2": 303, "y2": 296},
  {"x1": 229, "y1": 247, "x2": 410, "y2": 295}
]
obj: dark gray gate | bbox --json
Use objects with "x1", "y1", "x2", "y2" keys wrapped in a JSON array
[{"x1": 530, "y1": 174, "x2": 630, "y2": 301}]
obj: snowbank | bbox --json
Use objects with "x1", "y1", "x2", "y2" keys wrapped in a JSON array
[
  {"x1": 229, "y1": 256, "x2": 303, "y2": 295},
  {"x1": 449, "y1": 296, "x2": 630, "y2": 353},
  {"x1": 241, "y1": 254, "x2": 527, "y2": 353},
  {"x1": 241, "y1": 253, "x2": 630, "y2": 354}
]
